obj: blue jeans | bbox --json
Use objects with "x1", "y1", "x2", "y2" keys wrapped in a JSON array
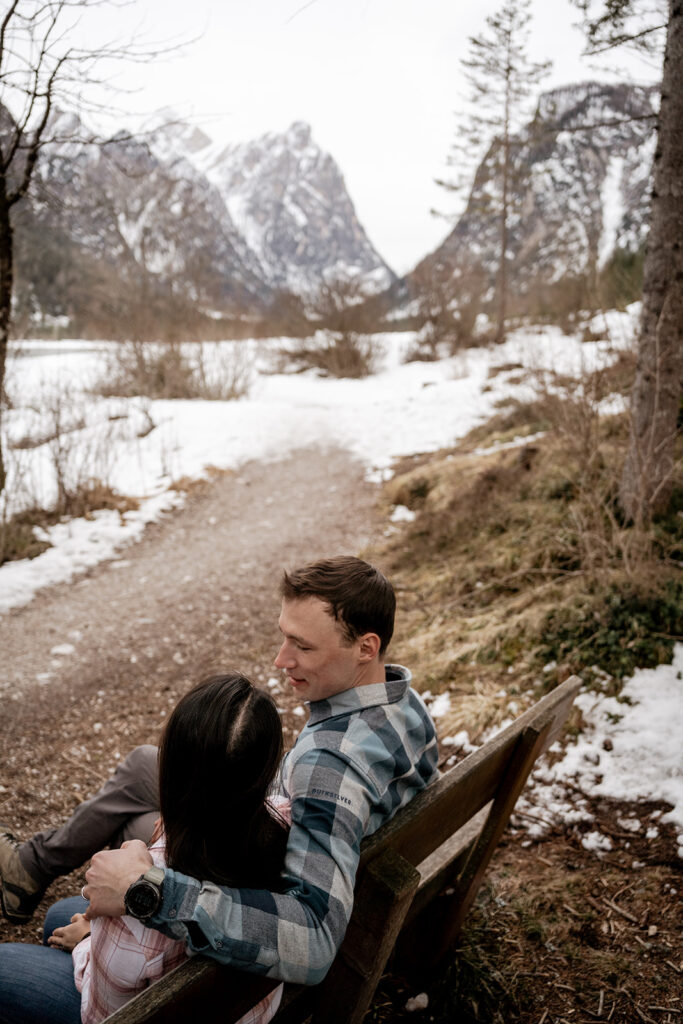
[{"x1": 0, "y1": 896, "x2": 86, "y2": 1024}]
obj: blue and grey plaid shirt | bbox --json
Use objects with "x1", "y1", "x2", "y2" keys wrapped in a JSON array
[{"x1": 150, "y1": 665, "x2": 439, "y2": 984}]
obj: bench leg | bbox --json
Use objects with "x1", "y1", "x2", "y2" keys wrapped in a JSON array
[
  {"x1": 427, "y1": 722, "x2": 552, "y2": 966},
  {"x1": 310, "y1": 847, "x2": 420, "y2": 1024}
]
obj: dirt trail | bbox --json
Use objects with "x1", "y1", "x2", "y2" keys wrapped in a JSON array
[{"x1": 0, "y1": 445, "x2": 384, "y2": 941}]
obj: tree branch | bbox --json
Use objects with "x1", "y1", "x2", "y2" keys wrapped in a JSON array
[{"x1": 584, "y1": 20, "x2": 667, "y2": 53}]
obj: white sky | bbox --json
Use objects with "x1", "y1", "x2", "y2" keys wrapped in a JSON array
[{"x1": 41, "y1": 1, "x2": 665, "y2": 271}]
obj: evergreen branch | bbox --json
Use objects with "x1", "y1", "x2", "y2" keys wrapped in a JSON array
[{"x1": 584, "y1": 20, "x2": 667, "y2": 53}]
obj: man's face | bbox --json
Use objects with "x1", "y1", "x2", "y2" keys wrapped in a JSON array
[{"x1": 274, "y1": 596, "x2": 364, "y2": 703}]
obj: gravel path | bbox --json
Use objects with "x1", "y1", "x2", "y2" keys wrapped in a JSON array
[{"x1": 0, "y1": 445, "x2": 383, "y2": 941}]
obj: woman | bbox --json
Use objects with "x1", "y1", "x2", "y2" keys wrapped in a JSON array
[{"x1": 0, "y1": 674, "x2": 289, "y2": 1024}]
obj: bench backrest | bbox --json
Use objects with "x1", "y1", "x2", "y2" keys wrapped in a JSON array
[{"x1": 105, "y1": 675, "x2": 581, "y2": 1024}]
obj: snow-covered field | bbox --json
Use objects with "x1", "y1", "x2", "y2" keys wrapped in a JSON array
[{"x1": 1, "y1": 313, "x2": 681, "y2": 849}]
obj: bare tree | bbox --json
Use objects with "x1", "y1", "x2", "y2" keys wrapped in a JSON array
[
  {"x1": 437, "y1": 0, "x2": 550, "y2": 343},
  {"x1": 409, "y1": 261, "x2": 489, "y2": 359},
  {"x1": 0, "y1": 0, "x2": 173, "y2": 499},
  {"x1": 277, "y1": 276, "x2": 381, "y2": 379},
  {"x1": 573, "y1": 0, "x2": 682, "y2": 522}
]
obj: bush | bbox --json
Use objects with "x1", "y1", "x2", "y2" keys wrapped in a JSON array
[
  {"x1": 0, "y1": 483, "x2": 137, "y2": 565},
  {"x1": 95, "y1": 341, "x2": 252, "y2": 400},
  {"x1": 538, "y1": 579, "x2": 683, "y2": 683},
  {"x1": 0, "y1": 510, "x2": 52, "y2": 564},
  {"x1": 276, "y1": 330, "x2": 381, "y2": 379}
]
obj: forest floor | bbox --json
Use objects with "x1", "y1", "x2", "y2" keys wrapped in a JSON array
[{"x1": 0, "y1": 444, "x2": 680, "y2": 1023}]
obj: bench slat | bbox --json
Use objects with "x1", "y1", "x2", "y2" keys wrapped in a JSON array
[
  {"x1": 360, "y1": 676, "x2": 579, "y2": 870},
  {"x1": 104, "y1": 959, "x2": 280, "y2": 1024}
]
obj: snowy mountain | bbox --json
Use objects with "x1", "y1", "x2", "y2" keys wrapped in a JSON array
[
  {"x1": 13, "y1": 112, "x2": 272, "y2": 335},
  {"x1": 10, "y1": 113, "x2": 393, "y2": 336},
  {"x1": 408, "y1": 81, "x2": 658, "y2": 319},
  {"x1": 199, "y1": 121, "x2": 394, "y2": 297}
]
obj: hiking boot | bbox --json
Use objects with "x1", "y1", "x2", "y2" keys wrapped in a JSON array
[{"x1": 0, "y1": 824, "x2": 45, "y2": 923}]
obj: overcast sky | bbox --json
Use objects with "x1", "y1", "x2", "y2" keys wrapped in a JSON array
[{"x1": 73, "y1": 0, "x2": 662, "y2": 274}]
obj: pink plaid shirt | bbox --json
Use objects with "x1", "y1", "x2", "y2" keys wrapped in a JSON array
[{"x1": 72, "y1": 839, "x2": 284, "y2": 1024}]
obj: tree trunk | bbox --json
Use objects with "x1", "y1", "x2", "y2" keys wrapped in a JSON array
[
  {"x1": 619, "y1": 0, "x2": 683, "y2": 523},
  {"x1": 0, "y1": 176, "x2": 13, "y2": 501},
  {"x1": 497, "y1": 134, "x2": 510, "y2": 345},
  {"x1": 496, "y1": 42, "x2": 513, "y2": 347}
]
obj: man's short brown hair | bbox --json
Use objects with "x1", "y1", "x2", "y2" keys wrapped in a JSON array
[{"x1": 280, "y1": 556, "x2": 395, "y2": 656}]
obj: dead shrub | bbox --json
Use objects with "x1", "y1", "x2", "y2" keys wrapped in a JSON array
[
  {"x1": 0, "y1": 509, "x2": 52, "y2": 564},
  {"x1": 0, "y1": 482, "x2": 137, "y2": 566},
  {"x1": 276, "y1": 330, "x2": 381, "y2": 379},
  {"x1": 58, "y1": 480, "x2": 139, "y2": 521},
  {"x1": 95, "y1": 341, "x2": 252, "y2": 400},
  {"x1": 407, "y1": 262, "x2": 490, "y2": 361},
  {"x1": 1, "y1": 378, "x2": 140, "y2": 565},
  {"x1": 273, "y1": 274, "x2": 385, "y2": 378}
]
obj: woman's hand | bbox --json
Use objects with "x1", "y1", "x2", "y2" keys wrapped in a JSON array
[{"x1": 47, "y1": 912, "x2": 91, "y2": 952}]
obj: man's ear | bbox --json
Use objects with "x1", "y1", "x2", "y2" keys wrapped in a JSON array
[{"x1": 358, "y1": 632, "x2": 381, "y2": 662}]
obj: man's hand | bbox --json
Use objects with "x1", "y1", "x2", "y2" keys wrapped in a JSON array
[{"x1": 83, "y1": 840, "x2": 153, "y2": 920}]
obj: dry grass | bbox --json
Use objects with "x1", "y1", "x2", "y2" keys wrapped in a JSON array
[
  {"x1": 381, "y1": 357, "x2": 681, "y2": 728},
  {"x1": 0, "y1": 482, "x2": 138, "y2": 565},
  {"x1": 275, "y1": 331, "x2": 382, "y2": 378}
]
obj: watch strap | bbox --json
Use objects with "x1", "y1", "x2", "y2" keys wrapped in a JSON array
[{"x1": 143, "y1": 866, "x2": 166, "y2": 887}]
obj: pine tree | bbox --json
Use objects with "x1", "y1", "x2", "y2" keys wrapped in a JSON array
[{"x1": 437, "y1": 0, "x2": 550, "y2": 343}]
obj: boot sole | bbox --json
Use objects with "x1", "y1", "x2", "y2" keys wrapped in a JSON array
[{"x1": 0, "y1": 878, "x2": 38, "y2": 924}]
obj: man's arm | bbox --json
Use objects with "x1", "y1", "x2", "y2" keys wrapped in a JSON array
[
  {"x1": 156, "y1": 747, "x2": 374, "y2": 984},
  {"x1": 86, "y1": 748, "x2": 375, "y2": 985}
]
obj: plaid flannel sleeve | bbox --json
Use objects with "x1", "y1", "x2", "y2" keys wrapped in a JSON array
[{"x1": 149, "y1": 747, "x2": 375, "y2": 985}]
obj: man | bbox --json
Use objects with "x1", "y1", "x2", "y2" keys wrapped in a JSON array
[{"x1": 1, "y1": 556, "x2": 438, "y2": 985}]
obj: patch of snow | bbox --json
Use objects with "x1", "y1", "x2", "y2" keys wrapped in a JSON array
[
  {"x1": 0, "y1": 491, "x2": 184, "y2": 614},
  {"x1": 390, "y1": 504, "x2": 416, "y2": 523},
  {"x1": 581, "y1": 831, "x2": 613, "y2": 853},
  {"x1": 598, "y1": 156, "x2": 626, "y2": 268},
  {"x1": 50, "y1": 643, "x2": 76, "y2": 656},
  {"x1": 522, "y1": 644, "x2": 683, "y2": 846},
  {"x1": 428, "y1": 693, "x2": 452, "y2": 718},
  {"x1": 405, "y1": 993, "x2": 429, "y2": 1012}
]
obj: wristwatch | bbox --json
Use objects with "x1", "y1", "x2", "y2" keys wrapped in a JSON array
[{"x1": 124, "y1": 866, "x2": 165, "y2": 920}]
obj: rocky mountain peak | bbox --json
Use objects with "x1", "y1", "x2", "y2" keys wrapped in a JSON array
[
  {"x1": 204, "y1": 121, "x2": 394, "y2": 296},
  {"x1": 412, "y1": 79, "x2": 658, "y2": 319},
  {"x1": 8, "y1": 107, "x2": 394, "y2": 336},
  {"x1": 535, "y1": 80, "x2": 658, "y2": 132},
  {"x1": 286, "y1": 120, "x2": 313, "y2": 149}
]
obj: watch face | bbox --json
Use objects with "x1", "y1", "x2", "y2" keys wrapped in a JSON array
[{"x1": 126, "y1": 879, "x2": 161, "y2": 919}]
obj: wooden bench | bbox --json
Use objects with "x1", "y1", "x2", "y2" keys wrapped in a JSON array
[{"x1": 106, "y1": 675, "x2": 581, "y2": 1024}]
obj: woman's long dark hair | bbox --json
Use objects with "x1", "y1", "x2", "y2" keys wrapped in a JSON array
[{"x1": 158, "y1": 673, "x2": 288, "y2": 889}]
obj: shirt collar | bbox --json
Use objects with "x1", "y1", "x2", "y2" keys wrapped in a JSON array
[{"x1": 306, "y1": 664, "x2": 412, "y2": 726}]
